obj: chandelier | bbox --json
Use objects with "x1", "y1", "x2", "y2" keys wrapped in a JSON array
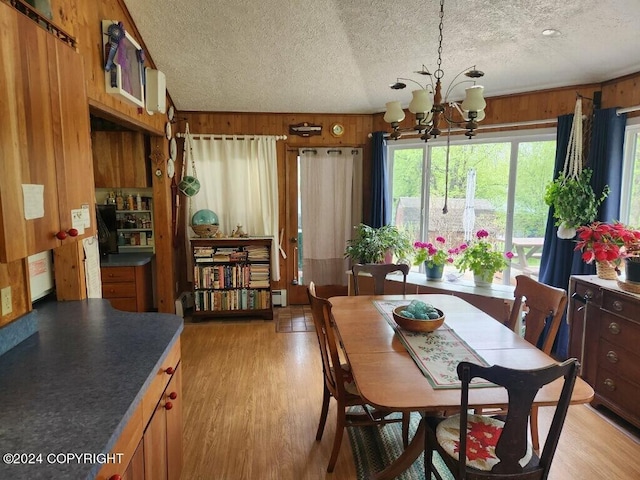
[{"x1": 384, "y1": 0, "x2": 486, "y2": 141}]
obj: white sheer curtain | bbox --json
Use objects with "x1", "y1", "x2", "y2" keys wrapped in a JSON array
[
  {"x1": 299, "y1": 148, "x2": 362, "y2": 286},
  {"x1": 185, "y1": 135, "x2": 280, "y2": 280}
]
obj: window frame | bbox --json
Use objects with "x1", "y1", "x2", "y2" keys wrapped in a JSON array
[{"x1": 620, "y1": 117, "x2": 640, "y2": 224}]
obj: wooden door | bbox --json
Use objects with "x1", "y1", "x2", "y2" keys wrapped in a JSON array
[
  {"x1": 122, "y1": 438, "x2": 145, "y2": 480},
  {"x1": 143, "y1": 396, "x2": 168, "y2": 480}
]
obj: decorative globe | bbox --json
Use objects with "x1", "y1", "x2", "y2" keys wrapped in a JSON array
[
  {"x1": 191, "y1": 209, "x2": 220, "y2": 237},
  {"x1": 178, "y1": 175, "x2": 201, "y2": 197},
  {"x1": 191, "y1": 209, "x2": 219, "y2": 226}
]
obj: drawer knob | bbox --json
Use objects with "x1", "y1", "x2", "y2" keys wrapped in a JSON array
[
  {"x1": 109, "y1": 475, "x2": 122, "y2": 480},
  {"x1": 606, "y1": 351, "x2": 619, "y2": 363},
  {"x1": 165, "y1": 366, "x2": 175, "y2": 375},
  {"x1": 612, "y1": 300, "x2": 623, "y2": 312},
  {"x1": 165, "y1": 401, "x2": 173, "y2": 410},
  {"x1": 168, "y1": 391, "x2": 178, "y2": 400},
  {"x1": 584, "y1": 289, "x2": 594, "y2": 299},
  {"x1": 603, "y1": 378, "x2": 616, "y2": 391},
  {"x1": 608, "y1": 322, "x2": 621, "y2": 335}
]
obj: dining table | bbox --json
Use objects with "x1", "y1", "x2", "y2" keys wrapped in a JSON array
[{"x1": 329, "y1": 293, "x2": 594, "y2": 480}]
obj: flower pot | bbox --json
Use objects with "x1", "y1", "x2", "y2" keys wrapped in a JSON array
[
  {"x1": 596, "y1": 261, "x2": 618, "y2": 280},
  {"x1": 625, "y1": 258, "x2": 640, "y2": 284},
  {"x1": 473, "y1": 271, "x2": 494, "y2": 287},
  {"x1": 425, "y1": 263, "x2": 444, "y2": 280}
]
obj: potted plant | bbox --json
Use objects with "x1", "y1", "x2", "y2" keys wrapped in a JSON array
[
  {"x1": 413, "y1": 236, "x2": 458, "y2": 280},
  {"x1": 575, "y1": 222, "x2": 640, "y2": 279},
  {"x1": 454, "y1": 229, "x2": 513, "y2": 286},
  {"x1": 544, "y1": 168, "x2": 609, "y2": 239},
  {"x1": 344, "y1": 223, "x2": 412, "y2": 264}
]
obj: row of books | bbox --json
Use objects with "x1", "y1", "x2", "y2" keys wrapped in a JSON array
[
  {"x1": 245, "y1": 245, "x2": 270, "y2": 261},
  {"x1": 194, "y1": 247, "x2": 249, "y2": 263},
  {"x1": 249, "y1": 263, "x2": 270, "y2": 288},
  {"x1": 194, "y1": 288, "x2": 271, "y2": 312},
  {"x1": 194, "y1": 265, "x2": 259, "y2": 289}
]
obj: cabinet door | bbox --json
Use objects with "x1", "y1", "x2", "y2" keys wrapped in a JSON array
[
  {"x1": 166, "y1": 364, "x2": 183, "y2": 480},
  {"x1": 122, "y1": 438, "x2": 145, "y2": 480},
  {"x1": 144, "y1": 397, "x2": 168, "y2": 480},
  {"x1": 92, "y1": 131, "x2": 149, "y2": 188},
  {"x1": 0, "y1": 5, "x2": 61, "y2": 261}
]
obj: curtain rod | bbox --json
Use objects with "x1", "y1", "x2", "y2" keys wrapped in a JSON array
[
  {"x1": 176, "y1": 133, "x2": 287, "y2": 140},
  {"x1": 617, "y1": 105, "x2": 640, "y2": 116},
  {"x1": 368, "y1": 117, "x2": 558, "y2": 138}
]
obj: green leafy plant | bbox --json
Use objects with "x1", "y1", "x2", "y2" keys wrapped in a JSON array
[
  {"x1": 344, "y1": 223, "x2": 413, "y2": 264},
  {"x1": 454, "y1": 229, "x2": 513, "y2": 277},
  {"x1": 544, "y1": 168, "x2": 609, "y2": 235}
]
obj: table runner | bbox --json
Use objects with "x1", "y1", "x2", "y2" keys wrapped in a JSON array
[{"x1": 373, "y1": 300, "x2": 493, "y2": 389}]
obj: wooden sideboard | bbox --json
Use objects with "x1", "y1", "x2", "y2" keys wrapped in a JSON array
[{"x1": 568, "y1": 275, "x2": 640, "y2": 428}]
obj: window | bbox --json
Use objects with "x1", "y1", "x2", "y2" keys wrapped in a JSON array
[
  {"x1": 388, "y1": 130, "x2": 556, "y2": 284},
  {"x1": 621, "y1": 120, "x2": 640, "y2": 226}
]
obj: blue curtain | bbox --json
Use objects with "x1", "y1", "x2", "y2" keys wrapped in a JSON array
[
  {"x1": 370, "y1": 132, "x2": 390, "y2": 227},
  {"x1": 539, "y1": 108, "x2": 626, "y2": 359}
]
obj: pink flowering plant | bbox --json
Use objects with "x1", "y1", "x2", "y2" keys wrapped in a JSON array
[
  {"x1": 413, "y1": 236, "x2": 458, "y2": 268},
  {"x1": 454, "y1": 229, "x2": 514, "y2": 277}
]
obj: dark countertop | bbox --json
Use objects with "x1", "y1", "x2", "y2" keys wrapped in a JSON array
[
  {"x1": 100, "y1": 252, "x2": 154, "y2": 267},
  {"x1": 0, "y1": 300, "x2": 183, "y2": 480}
]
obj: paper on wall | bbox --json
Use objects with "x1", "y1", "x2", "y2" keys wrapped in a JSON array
[
  {"x1": 83, "y1": 236, "x2": 102, "y2": 298},
  {"x1": 71, "y1": 209, "x2": 86, "y2": 235},
  {"x1": 22, "y1": 184, "x2": 45, "y2": 220}
]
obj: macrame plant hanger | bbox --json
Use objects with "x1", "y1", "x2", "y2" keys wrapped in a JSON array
[
  {"x1": 557, "y1": 97, "x2": 584, "y2": 239},
  {"x1": 179, "y1": 122, "x2": 200, "y2": 234}
]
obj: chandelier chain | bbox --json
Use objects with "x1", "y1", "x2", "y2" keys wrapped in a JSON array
[{"x1": 434, "y1": 0, "x2": 445, "y2": 80}]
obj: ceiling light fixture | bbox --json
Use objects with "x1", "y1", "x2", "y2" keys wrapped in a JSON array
[{"x1": 384, "y1": 0, "x2": 486, "y2": 142}]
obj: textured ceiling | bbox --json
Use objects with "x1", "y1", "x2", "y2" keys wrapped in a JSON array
[{"x1": 122, "y1": 0, "x2": 640, "y2": 114}]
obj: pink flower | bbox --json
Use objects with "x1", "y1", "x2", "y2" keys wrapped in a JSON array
[
  {"x1": 505, "y1": 251, "x2": 514, "y2": 259},
  {"x1": 436, "y1": 236, "x2": 446, "y2": 244},
  {"x1": 476, "y1": 229, "x2": 489, "y2": 239},
  {"x1": 459, "y1": 243, "x2": 468, "y2": 251}
]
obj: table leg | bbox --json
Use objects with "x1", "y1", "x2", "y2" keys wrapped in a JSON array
[{"x1": 371, "y1": 416, "x2": 425, "y2": 480}]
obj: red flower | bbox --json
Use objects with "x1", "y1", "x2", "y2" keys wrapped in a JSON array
[{"x1": 575, "y1": 222, "x2": 640, "y2": 265}]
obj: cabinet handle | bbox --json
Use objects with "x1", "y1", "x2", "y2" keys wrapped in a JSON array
[
  {"x1": 165, "y1": 366, "x2": 174, "y2": 375},
  {"x1": 606, "y1": 351, "x2": 619, "y2": 363},
  {"x1": 168, "y1": 391, "x2": 177, "y2": 400},
  {"x1": 612, "y1": 300, "x2": 623, "y2": 312},
  {"x1": 165, "y1": 401, "x2": 173, "y2": 410},
  {"x1": 608, "y1": 322, "x2": 621, "y2": 335},
  {"x1": 603, "y1": 378, "x2": 616, "y2": 391},
  {"x1": 109, "y1": 475, "x2": 122, "y2": 480},
  {"x1": 55, "y1": 229, "x2": 78, "y2": 240}
]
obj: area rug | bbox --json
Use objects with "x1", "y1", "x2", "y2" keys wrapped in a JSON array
[{"x1": 348, "y1": 411, "x2": 454, "y2": 480}]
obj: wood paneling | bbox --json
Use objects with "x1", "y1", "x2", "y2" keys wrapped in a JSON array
[{"x1": 92, "y1": 131, "x2": 149, "y2": 188}]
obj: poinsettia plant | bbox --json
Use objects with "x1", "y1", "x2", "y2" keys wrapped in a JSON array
[
  {"x1": 454, "y1": 229, "x2": 513, "y2": 277},
  {"x1": 574, "y1": 222, "x2": 640, "y2": 265},
  {"x1": 413, "y1": 236, "x2": 458, "y2": 268}
]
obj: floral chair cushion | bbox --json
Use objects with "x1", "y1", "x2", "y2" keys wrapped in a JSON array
[
  {"x1": 330, "y1": 363, "x2": 360, "y2": 396},
  {"x1": 436, "y1": 414, "x2": 532, "y2": 471}
]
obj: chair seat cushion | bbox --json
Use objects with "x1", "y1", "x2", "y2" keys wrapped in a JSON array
[
  {"x1": 436, "y1": 414, "x2": 532, "y2": 471},
  {"x1": 330, "y1": 363, "x2": 359, "y2": 395}
]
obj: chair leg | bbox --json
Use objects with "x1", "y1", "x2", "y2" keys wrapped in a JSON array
[
  {"x1": 316, "y1": 384, "x2": 331, "y2": 441},
  {"x1": 402, "y1": 412, "x2": 410, "y2": 448},
  {"x1": 530, "y1": 405, "x2": 540, "y2": 452},
  {"x1": 327, "y1": 400, "x2": 346, "y2": 473}
]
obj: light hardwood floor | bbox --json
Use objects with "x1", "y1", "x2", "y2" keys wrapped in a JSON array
[{"x1": 180, "y1": 311, "x2": 640, "y2": 480}]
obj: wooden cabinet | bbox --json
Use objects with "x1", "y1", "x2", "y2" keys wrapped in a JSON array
[
  {"x1": 92, "y1": 131, "x2": 150, "y2": 188},
  {"x1": 0, "y1": 3, "x2": 95, "y2": 263},
  {"x1": 101, "y1": 264, "x2": 153, "y2": 312},
  {"x1": 191, "y1": 238, "x2": 273, "y2": 320},
  {"x1": 96, "y1": 340, "x2": 182, "y2": 480},
  {"x1": 568, "y1": 275, "x2": 640, "y2": 428}
]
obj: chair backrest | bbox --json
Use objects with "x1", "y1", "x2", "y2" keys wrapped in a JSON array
[
  {"x1": 352, "y1": 263, "x2": 410, "y2": 295},
  {"x1": 507, "y1": 275, "x2": 567, "y2": 355},
  {"x1": 307, "y1": 282, "x2": 348, "y2": 399},
  {"x1": 457, "y1": 358, "x2": 579, "y2": 477}
]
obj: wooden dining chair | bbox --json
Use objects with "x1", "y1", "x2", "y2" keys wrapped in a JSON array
[
  {"x1": 506, "y1": 274, "x2": 568, "y2": 451},
  {"x1": 352, "y1": 263, "x2": 410, "y2": 295},
  {"x1": 424, "y1": 358, "x2": 579, "y2": 480},
  {"x1": 307, "y1": 282, "x2": 407, "y2": 472}
]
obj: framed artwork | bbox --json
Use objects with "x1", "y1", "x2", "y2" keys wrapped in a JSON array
[{"x1": 102, "y1": 20, "x2": 145, "y2": 108}]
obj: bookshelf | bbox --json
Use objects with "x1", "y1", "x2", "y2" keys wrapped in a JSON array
[{"x1": 191, "y1": 237, "x2": 273, "y2": 320}]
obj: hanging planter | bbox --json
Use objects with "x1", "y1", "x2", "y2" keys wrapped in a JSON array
[{"x1": 543, "y1": 98, "x2": 608, "y2": 239}]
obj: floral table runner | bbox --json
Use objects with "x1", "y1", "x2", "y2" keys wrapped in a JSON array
[{"x1": 373, "y1": 300, "x2": 493, "y2": 389}]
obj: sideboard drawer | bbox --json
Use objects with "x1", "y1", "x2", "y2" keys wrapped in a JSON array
[
  {"x1": 595, "y1": 367, "x2": 640, "y2": 419},
  {"x1": 599, "y1": 311, "x2": 640, "y2": 348},
  {"x1": 597, "y1": 338, "x2": 640, "y2": 382},
  {"x1": 601, "y1": 290, "x2": 640, "y2": 322}
]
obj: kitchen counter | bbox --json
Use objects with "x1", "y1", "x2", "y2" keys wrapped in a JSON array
[
  {"x1": 0, "y1": 300, "x2": 183, "y2": 479},
  {"x1": 99, "y1": 252, "x2": 154, "y2": 267}
]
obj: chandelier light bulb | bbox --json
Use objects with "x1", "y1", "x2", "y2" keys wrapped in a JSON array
[
  {"x1": 409, "y1": 89, "x2": 433, "y2": 114},
  {"x1": 463, "y1": 108, "x2": 485, "y2": 122},
  {"x1": 461, "y1": 85, "x2": 486, "y2": 112},
  {"x1": 383, "y1": 101, "x2": 406, "y2": 124}
]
